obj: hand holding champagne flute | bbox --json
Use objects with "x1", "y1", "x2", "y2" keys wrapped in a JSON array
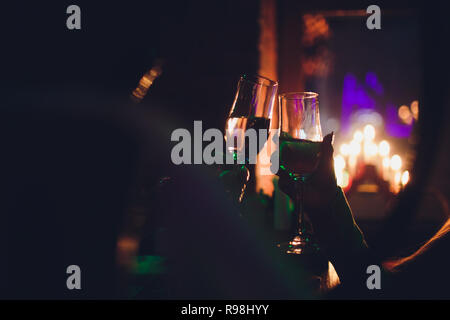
[{"x1": 276, "y1": 92, "x2": 323, "y2": 255}]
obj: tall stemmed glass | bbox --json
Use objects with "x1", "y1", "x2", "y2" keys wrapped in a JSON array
[
  {"x1": 277, "y1": 92, "x2": 323, "y2": 254},
  {"x1": 224, "y1": 74, "x2": 278, "y2": 201}
]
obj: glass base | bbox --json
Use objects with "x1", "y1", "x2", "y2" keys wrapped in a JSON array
[{"x1": 277, "y1": 232, "x2": 320, "y2": 255}]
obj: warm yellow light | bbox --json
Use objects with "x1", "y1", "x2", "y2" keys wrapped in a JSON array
[
  {"x1": 379, "y1": 140, "x2": 390, "y2": 157},
  {"x1": 349, "y1": 140, "x2": 361, "y2": 156},
  {"x1": 364, "y1": 142, "x2": 378, "y2": 157},
  {"x1": 340, "y1": 143, "x2": 349, "y2": 156},
  {"x1": 410, "y1": 101, "x2": 419, "y2": 120},
  {"x1": 401, "y1": 170, "x2": 410, "y2": 186},
  {"x1": 390, "y1": 154, "x2": 402, "y2": 171},
  {"x1": 394, "y1": 171, "x2": 401, "y2": 185},
  {"x1": 398, "y1": 105, "x2": 413, "y2": 125},
  {"x1": 225, "y1": 117, "x2": 239, "y2": 134},
  {"x1": 363, "y1": 124, "x2": 375, "y2": 141},
  {"x1": 348, "y1": 155, "x2": 357, "y2": 168},
  {"x1": 341, "y1": 171, "x2": 349, "y2": 188},
  {"x1": 334, "y1": 155, "x2": 346, "y2": 171},
  {"x1": 382, "y1": 157, "x2": 390, "y2": 168},
  {"x1": 131, "y1": 65, "x2": 162, "y2": 102},
  {"x1": 353, "y1": 130, "x2": 363, "y2": 143},
  {"x1": 336, "y1": 170, "x2": 349, "y2": 188}
]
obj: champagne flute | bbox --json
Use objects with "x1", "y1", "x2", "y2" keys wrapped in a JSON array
[
  {"x1": 277, "y1": 92, "x2": 323, "y2": 254},
  {"x1": 224, "y1": 74, "x2": 278, "y2": 201}
]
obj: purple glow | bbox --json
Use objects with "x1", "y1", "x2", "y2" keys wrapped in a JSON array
[
  {"x1": 341, "y1": 73, "x2": 376, "y2": 133},
  {"x1": 340, "y1": 72, "x2": 412, "y2": 138},
  {"x1": 385, "y1": 104, "x2": 413, "y2": 138},
  {"x1": 365, "y1": 72, "x2": 384, "y2": 95}
]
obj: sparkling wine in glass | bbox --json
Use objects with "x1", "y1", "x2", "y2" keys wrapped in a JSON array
[
  {"x1": 224, "y1": 74, "x2": 278, "y2": 200},
  {"x1": 277, "y1": 92, "x2": 323, "y2": 254}
]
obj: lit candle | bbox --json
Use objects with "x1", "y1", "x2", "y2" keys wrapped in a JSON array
[
  {"x1": 340, "y1": 143, "x2": 349, "y2": 156},
  {"x1": 334, "y1": 155, "x2": 346, "y2": 187},
  {"x1": 363, "y1": 141, "x2": 378, "y2": 165},
  {"x1": 390, "y1": 154, "x2": 402, "y2": 171},
  {"x1": 348, "y1": 139, "x2": 361, "y2": 175},
  {"x1": 394, "y1": 171, "x2": 402, "y2": 193},
  {"x1": 379, "y1": 140, "x2": 390, "y2": 157},
  {"x1": 362, "y1": 125, "x2": 376, "y2": 163},
  {"x1": 390, "y1": 154, "x2": 402, "y2": 192},
  {"x1": 401, "y1": 170, "x2": 410, "y2": 188},
  {"x1": 353, "y1": 130, "x2": 363, "y2": 143},
  {"x1": 363, "y1": 124, "x2": 376, "y2": 142},
  {"x1": 381, "y1": 156, "x2": 390, "y2": 181}
]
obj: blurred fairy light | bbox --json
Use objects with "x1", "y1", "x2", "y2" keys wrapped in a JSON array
[
  {"x1": 302, "y1": 14, "x2": 330, "y2": 46},
  {"x1": 336, "y1": 170, "x2": 349, "y2": 188},
  {"x1": 349, "y1": 140, "x2": 361, "y2": 156},
  {"x1": 394, "y1": 171, "x2": 402, "y2": 185},
  {"x1": 401, "y1": 170, "x2": 410, "y2": 186},
  {"x1": 390, "y1": 154, "x2": 402, "y2": 171},
  {"x1": 382, "y1": 157, "x2": 390, "y2": 168},
  {"x1": 353, "y1": 130, "x2": 363, "y2": 143},
  {"x1": 334, "y1": 155, "x2": 349, "y2": 188},
  {"x1": 348, "y1": 155, "x2": 357, "y2": 170},
  {"x1": 398, "y1": 105, "x2": 413, "y2": 125},
  {"x1": 350, "y1": 109, "x2": 384, "y2": 131},
  {"x1": 336, "y1": 123, "x2": 411, "y2": 193},
  {"x1": 364, "y1": 142, "x2": 378, "y2": 158},
  {"x1": 131, "y1": 62, "x2": 163, "y2": 103},
  {"x1": 340, "y1": 143, "x2": 349, "y2": 156},
  {"x1": 363, "y1": 124, "x2": 375, "y2": 141},
  {"x1": 334, "y1": 155, "x2": 346, "y2": 171},
  {"x1": 410, "y1": 100, "x2": 419, "y2": 120},
  {"x1": 378, "y1": 140, "x2": 390, "y2": 157}
]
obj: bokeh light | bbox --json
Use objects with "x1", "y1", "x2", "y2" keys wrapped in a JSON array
[
  {"x1": 363, "y1": 124, "x2": 375, "y2": 141},
  {"x1": 340, "y1": 143, "x2": 349, "y2": 156},
  {"x1": 379, "y1": 140, "x2": 390, "y2": 157},
  {"x1": 401, "y1": 170, "x2": 410, "y2": 186},
  {"x1": 349, "y1": 140, "x2": 361, "y2": 156},
  {"x1": 390, "y1": 154, "x2": 402, "y2": 171},
  {"x1": 353, "y1": 130, "x2": 363, "y2": 143},
  {"x1": 398, "y1": 105, "x2": 413, "y2": 125},
  {"x1": 410, "y1": 100, "x2": 419, "y2": 120}
]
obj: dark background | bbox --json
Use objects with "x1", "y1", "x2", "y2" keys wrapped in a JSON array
[{"x1": 0, "y1": 0, "x2": 449, "y2": 298}]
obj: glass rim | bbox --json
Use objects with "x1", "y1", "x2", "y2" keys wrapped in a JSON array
[
  {"x1": 241, "y1": 74, "x2": 278, "y2": 87},
  {"x1": 279, "y1": 91, "x2": 319, "y2": 100}
]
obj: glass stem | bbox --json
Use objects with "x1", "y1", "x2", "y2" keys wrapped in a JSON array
[{"x1": 295, "y1": 178, "x2": 305, "y2": 236}]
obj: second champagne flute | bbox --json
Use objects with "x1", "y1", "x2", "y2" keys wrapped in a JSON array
[{"x1": 277, "y1": 92, "x2": 323, "y2": 254}]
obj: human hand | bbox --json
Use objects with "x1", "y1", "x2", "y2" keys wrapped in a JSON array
[
  {"x1": 277, "y1": 132, "x2": 337, "y2": 214},
  {"x1": 218, "y1": 164, "x2": 250, "y2": 204}
]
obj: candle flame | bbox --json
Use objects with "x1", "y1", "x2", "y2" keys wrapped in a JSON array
[
  {"x1": 401, "y1": 170, "x2": 410, "y2": 186},
  {"x1": 364, "y1": 142, "x2": 378, "y2": 157},
  {"x1": 398, "y1": 105, "x2": 413, "y2": 125},
  {"x1": 379, "y1": 140, "x2": 390, "y2": 157},
  {"x1": 363, "y1": 124, "x2": 375, "y2": 141},
  {"x1": 410, "y1": 101, "x2": 419, "y2": 120},
  {"x1": 353, "y1": 130, "x2": 363, "y2": 143},
  {"x1": 394, "y1": 171, "x2": 401, "y2": 185},
  {"x1": 334, "y1": 155, "x2": 346, "y2": 171},
  {"x1": 390, "y1": 154, "x2": 402, "y2": 171},
  {"x1": 340, "y1": 143, "x2": 349, "y2": 156},
  {"x1": 349, "y1": 140, "x2": 361, "y2": 156},
  {"x1": 382, "y1": 157, "x2": 390, "y2": 168}
]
